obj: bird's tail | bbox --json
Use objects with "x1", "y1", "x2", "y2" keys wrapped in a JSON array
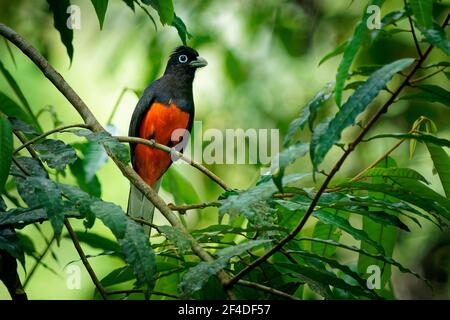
[{"x1": 127, "y1": 179, "x2": 161, "y2": 236}]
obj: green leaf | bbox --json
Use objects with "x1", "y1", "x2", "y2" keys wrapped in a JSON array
[
  {"x1": 277, "y1": 262, "x2": 375, "y2": 299},
  {"x1": 313, "y1": 209, "x2": 385, "y2": 254},
  {"x1": 67, "y1": 232, "x2": 121, "y2": 253},
  {"x1": 311, "y1": 58, "x2": 414, "y2": 169},
  {"x1": 362, "y1": 167, "x2": 429, "y2": 184},
  {"x1": 0, "y1": 93, "x2": 33, "y2": 128},
  {"x1": 69, "y1": 158, "x2": 102, "y2": 198},
  {"x1": 179, "y1": 240, "x2": 269, "y2": 297},
  {"x1": 311, "y1": 219, "x2": 344, "y2": 258},
  {"x1": 427, "y1": 143, "x2": 450, "y2": 198},
  {"x1": 271, "y1": 142, "x2": 309, "y2": 192},
  {"x1": 318, "y1": 41, "x2": 348, "y2": 66},
  {"x1": 46, "y1": 0, "x2": 74, "y2": 62},
  {"x1": 284, "y1": 82, "x2": 333, "y2": 146},
  {"x1": 358, "y1": 157, "x2": 398, "y2": 295},
  {"x1": 219, "y1": 174, "x2": 309, "y2": 226},
  {"x1": 172, "y1": 14, "x2": 192, "y2": 46},
  {"x1": 90, "y1": 201, "x2": 127, "y2": 239},
  {"x1": 367, "y1": 132, "x2": 450, "y2": 148},
  {"x1": 91, "y1": 0, "x2": 109, "y2": 29},
  {"x1": 142, "y1": 0, "x2": 174, "y2": 25},
  {"x1": 401, "y1": 84, "x2": 450, "y2": 107},
  {"x1": 334, "y1": 0, "x2": 385, "y2": 106},
  {"x1": 0, "y1": 116, "x2": 13, "y2": 193},
  {"x1": 9, "y1": 118, "x2": 38, "y2": 136},
  {"x1": 70, "y1": 129, "x2": 130, "y2": 163},
  {"x1": 122, "y1": 0, "x2": 135, "y2": 11},
  {"x1": 298, "y1": 237, "x2": 427, "y2": 283},
  {"x1": 58, "y1": 183, "x2": 96, "y2": 228},
  {"x1": 158, "y1": 225, "x2": 192, "y2": 254},
  {"x1": 0, "y1": 228, "x2": 25, "y2": 269},
  {"x1": 16, "y1": 176, "x2": 65, "y2": 236},
  {"x1": 34, "y1": 139, "x2": 77, "y2": 171},
  {"x1": 77, "y1": 142, "x2": 108, "y2": 182},
  {"x1": 161, "y1": 167, "x2": 200, "y2": 205},
  {"x1": 416, "y1": 22, "x2": 450, "y2": 55},
  {"x1": 0, "y1": 207, "x2": 81, "y2": 228},
  {"x1": 0, "y1": 61, "x2": 41, "y2": 132},
  {"x1": 410, "y1": 0, "x2": 433, "y2": 28},
  {"x1": 100, "y1": 266, "x2": 134, "y2": 288},
  {"x1": 118, "y1": 220, "x2": 156, "y2": 294}
]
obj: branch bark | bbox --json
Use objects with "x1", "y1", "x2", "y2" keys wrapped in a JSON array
[
  {"x1": 0, "y1": 23, "x2": 235, "y2": 299},
  {"x1": 226, "y1": 12, "x2": 450, "y2": 289}
]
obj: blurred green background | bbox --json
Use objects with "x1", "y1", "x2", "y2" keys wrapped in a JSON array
[{"x1": 0, "y1": 0, "x2": 449, "y2": 299}]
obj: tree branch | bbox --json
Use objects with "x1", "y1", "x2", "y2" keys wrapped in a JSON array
[
  {"x1": 225, "y1": 11, "x2": 450, "y2": 289},
  {"x1": 0, "y1": 23, "x2": 235, "y2": 299},
  {"x1": 116, "y1": 136, "x2": 231, "y2": 192},
  {"x1": 236, "y1": 279, "x2": 299, "y2": 300},
  {"x1": 13, "y1": 123, "x2": 89, "y2": 154}
]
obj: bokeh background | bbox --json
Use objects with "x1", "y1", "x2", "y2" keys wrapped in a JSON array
[{"x1": 0, "y1": 0, "x2": 449, "y2": 299}]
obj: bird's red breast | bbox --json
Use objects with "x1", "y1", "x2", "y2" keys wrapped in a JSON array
[{"x1": 134, "y1": 101, "x2": 191, "y2": 186}]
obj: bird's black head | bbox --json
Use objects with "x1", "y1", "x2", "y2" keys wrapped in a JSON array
[{"x1": 164, "y1": 46, "x2": 207, "y2": 76}]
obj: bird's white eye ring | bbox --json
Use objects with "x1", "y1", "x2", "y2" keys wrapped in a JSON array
[{"x1": 178, "y1": 54, "x2": 188, "y2": 63}]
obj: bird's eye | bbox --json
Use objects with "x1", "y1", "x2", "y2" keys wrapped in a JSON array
[{"x1": 178, "y1": 54, "x2": 188, "y2": 63}]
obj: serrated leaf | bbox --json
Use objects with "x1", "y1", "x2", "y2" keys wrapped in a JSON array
[
  {"x1": 46, "y1": 0, "x2": 74, "y2": 62},
  {"x1": 410, "y1": 0, "x2": 433, "y2": 28},
  {"x1": 219, "y1": 174, "x2": 309, "y2": 226},
  {"x1": 179, "y1": 240, "x2": 269, "y2": 297},
  {"x1": 0, "y1": 207, "x2": 81, "y2": 228},
  {"x1": 158, "y1": 225, "x2": 192, "y2": 254},
  {"x1": 70, "y1": 129, "x2": 129, "y2": 164},
  {"x1": 67, "y1": 232, "x2": 121, "y2": 253},
  {"x1": 118, "y1": 220, "x2": 156, "y2": 295},
  {"x1": 427, "y1": 143, "x2": 450, "y2": 198},
  {"x1": 90, "y1": 201, "x2": 127, "y2": 238},
  {"x1": 58, "y1": 183, "x2": 96, "y2": 228},
  {"x1": 91, "y1": 0, "x2": 109, "y2": 29},
  {"x1": 271, "y1": 142, "x2": 309, "y2": 192},
  {"x1": 161, "y1": 167, "x2": 200, "y2": 205},
  {"x1": 416, "y1": 22, "x2": 450, "y2": 55},
  {"x1": 34, "y1": 139, "x2": 77, "y2": 171},
  {"x1": 9, "y1": 118, "x2": 38, "y2": 136},
  {"x1": 401, "y1": 84, "x2": 450, "y2": 107},
  {"x1": 362, "y1": 167, "x2": 428, "y2": 184},
  {"x1": 16, "y1": 176, "x2": 65, "y2": 236},
  {"x1": 313, "y1": 209, "x2": 385, "y2": 254},
  {"x1": 311, "y1": 220, "x2": 343, "y2": 258},
  {"x1": 311, "y1": 58, "x2": 414, "y2": 169},
  {"x1": 284, "y1": 82, "x2": 333, "y2": 146},
  {"x1": 335, "y1": 0, "x2": 385, "y2": 106},
  {"x1": 0, "y1": 116, "x2": 13, "y2": 193}
]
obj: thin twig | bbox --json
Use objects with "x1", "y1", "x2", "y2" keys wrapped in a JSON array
[
  {"x1": 64, "y1": 219, "x2": 108, "y2": 300},
  {"x1": 236, "y1": 279, "x2": 299, "y2": 300},
  {"x1": 225, "y1": 12, "x2": 450, "y2": 290},
  {"x1": 23, "y1": 236, "x2": 56, "y2": 288},
  {"x1": 409, "y1": 66, "x2": 447, "y2": 84},
  {"x1": 106, "y1": 289, "x2": 178, "y2": 299},
  {"x1": 13, "y1": 123, "x2": 89, "y2": 154},
  {"x1": 406, "y1": 1, "x2": 423, "y2": 58},
  {"x1": 116, "y1": 136, "x2": 232, "y2": 192},
  {"x1": 0, "y1": 23, "x2": 236, "y2": 299}
]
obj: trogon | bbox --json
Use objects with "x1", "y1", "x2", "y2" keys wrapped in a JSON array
[{"x1": 127, "y1": 46, "x2": 207, "y2": 235}]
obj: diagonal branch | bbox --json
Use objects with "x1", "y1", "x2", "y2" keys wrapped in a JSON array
[
  {"x1": 225, "y1": 11, "x2": 450, "y2": 289},
  {"x1": 0, "y1": 23, "x2": 235, "y2": 299}
]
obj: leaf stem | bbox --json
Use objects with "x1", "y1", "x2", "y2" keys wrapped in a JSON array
[{"x1": 225, "y1": 11, "x2": 450, "y2": 290}]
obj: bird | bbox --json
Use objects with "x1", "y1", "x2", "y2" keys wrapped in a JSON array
[{"x1": 127, "y1": 46, "x2": 207, "y2": 235}]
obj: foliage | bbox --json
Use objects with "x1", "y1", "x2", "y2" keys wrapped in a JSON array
[{"x1": 0, "y1": 0, "x2": 449, "y2": 301}]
